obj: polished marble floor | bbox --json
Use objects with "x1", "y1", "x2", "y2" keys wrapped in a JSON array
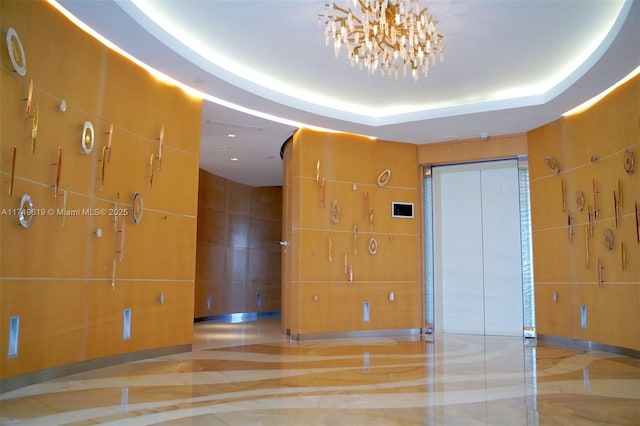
[{"x1": 1, "y1": 318, "x2": 639, "y2": 425}]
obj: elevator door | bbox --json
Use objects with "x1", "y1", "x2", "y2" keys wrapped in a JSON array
[{"x1": 433, "y1": 160, "x2": 524, "y2": 336}]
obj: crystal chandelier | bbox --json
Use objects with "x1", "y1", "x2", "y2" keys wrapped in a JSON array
[{"x1": 321, "y1": 0, "x2": 443, "y2": 80}]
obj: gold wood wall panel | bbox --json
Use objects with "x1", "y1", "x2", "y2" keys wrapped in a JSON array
[
  {"x1": 298, "y1": 283, "x2": 422, "y2": 334},
  {"x1": 528, "y1": 74, "x2": 639, "y2": 351},
  {"x1": 194, "y1": 170, "x2": 282, "y2": 319},
  {"x1": 417, "y1": 133, "x2": 527, "y2": 165},
  {"x1": 282, "y1": 129, "x2": 423, "y2": 336},
  {"x1": 0, "y1": 1, "x2": 201, "y2": 381}
]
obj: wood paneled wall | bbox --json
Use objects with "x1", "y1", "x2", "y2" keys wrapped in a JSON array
[
  {"x1": 0, "y1": 1, "x2": 201, "y2": 381},
  {"x1": 417, "y1": 133, "x2": 527, "y2": 166},
  {"x1": 194, "y1": 170, "x2": 282, "y2": 318},
  {"x1": 282, "y1": 129, "x2": 423, "y2": 336},
  {"x1": 528, "y1": 75, "x2": 640, "y2": 351}
]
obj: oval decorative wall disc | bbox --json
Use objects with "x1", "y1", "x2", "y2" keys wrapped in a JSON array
[{"x1": 7, "y1": 27, "x2": 26, "y2": 76}]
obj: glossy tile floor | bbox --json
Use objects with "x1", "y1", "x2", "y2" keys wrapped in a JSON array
[{"x1": 1, "y1": 318, "x2": 639, "y2": 425}]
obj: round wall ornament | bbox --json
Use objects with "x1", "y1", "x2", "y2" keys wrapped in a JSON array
[
  {"x1": 377, "y1": 169, "x2": 391, "y2": 186},
  {"x1": 602, "y1": 228, "x2": 614, "y2": 251},
  {"x1": 574, "y1": 190, "x2": 585, "y2": 211},
  {"x1": 6, "y1": 27, "x2": 26, "y2": 76},
  {"x1": 544, "y1": 156, "x2": 560, "y2": 174},
  {"x1": 331, "y1": 199, "x2": 341, "y2": 224},
  {"x1": 132, "y1": 192, "x2": 144, "y2": 223},
  {"x1": 18, "y1": 194, "x2": 34, "y2": 228},
  {"x1": 623, "y1": 150, "x2": 634, "y2": 175},
  {"x1": 81, "y1": 121, "x2": 95, "y2": 154},
  {"x1": 368, "y1": 238, "x2": 378, "y2": 255}
]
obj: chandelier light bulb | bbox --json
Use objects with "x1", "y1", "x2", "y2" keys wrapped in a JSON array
[{"x1": 321, "y1": 0, "x2": 443, "y2": 80}]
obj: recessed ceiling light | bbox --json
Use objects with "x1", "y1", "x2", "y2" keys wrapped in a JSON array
[
  {"x1": 227, "y1": 134, "x2": 236, "y2": 138},
  {"x1": 230, "y1": 157, "x2": 239, "y2": 161}
]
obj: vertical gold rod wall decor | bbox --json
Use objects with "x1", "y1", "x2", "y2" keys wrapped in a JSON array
[
  {"x1": 53, "y1": 146, "x2": 62, "y2": 198},
  {"x1": 149, "y1": 153, "x2": 154, "y2": 187},
  {"x1": 621, "y1": 241, "x2": 626, "y2": 270},
  {"x1": 592, "y1": 179, "x2": 599, "y2": 218},
  {"x1": 561, "y1": 179, "x2": 566, "y2": 212},
  {"x1": 61, "y1": 186, "x2": 68, "y2": 228},
  {"x1": 584, "y1": 225, "x2": 590, "y2": 268},
  {"x1": 111, "y1": 256, "x2": 117, "y2": 291},
  {"x1": 31, "y1": 103, "x2": 38, "y2": 155},
  {"x1": 157, "y1": 124, "x2": 164, "y2": 171},
  {"x1": 105, "y1": 123, "x2": 113, "y2": 163},
  {"x1": 588, "y1": 204, "x2": 594, "y2": 238},
  {"x1": 636, "y1": 201, "x2": 640, "y2": 244},
  {"x1": 598, "y1": 258, "x2": 604, "y2": 288},
  {"x1": 113, "y1": 192, "x2": 120, "y2": 232},
  {"x1": 567, "y1": 211, "x2": 573, "y2": 244},
  {"x1": 321, "y1": 178, "x2": 326, "y2": 208},
  {"x1": 9, "y1": 145, "x2": 17, "y2": 196},
  {"x1": 618, "y1": 178, "x2": 623, "y2": 207},
  {"x1": 348, "y1": 264, "x2": 353, "y2": 284},
  {"x1": 343, "y1": 249, "x2": 348, "y2": 275},
  {"x1": 316, "y1": 160, "x2": 323, "y2": 206},
  {"x1": 24, "y1": 78, "x2": 33, "y2": 119},
  {"x1": 328, "y1": 237, "x2": 333, "y2": 263},
  {"x1": 614, "y1": 191, "x2": 619, "y2": 229},
  {"x1": 353, "y1": 224, "x2": 358, "y2": 256},
  {"x1": 100, "y1": 146, "x2": 107, "y2": 192},
  {"x1": 118, "y1": 219, "x2": 125, "y2": 264}
]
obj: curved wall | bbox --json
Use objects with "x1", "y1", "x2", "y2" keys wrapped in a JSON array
[
  {"x1": 528, "y1": 75, "x2": 639, "y2": 351},
  {"x1": 1, "y1": 1, "x2": 201, "y2": 384}
]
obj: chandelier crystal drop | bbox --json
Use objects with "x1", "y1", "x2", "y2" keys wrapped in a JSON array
[{"x1": 321, "y1": 0, "x2": 443, "y2": 80}]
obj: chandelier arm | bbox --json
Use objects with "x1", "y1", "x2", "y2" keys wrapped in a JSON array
[
  {"x1": 348, "y1": 12, "x2": 364, "y2": 26},
  {"x1": 331, "y1": 4, "x2": 351, "y2": 15},
  {"x1": 331, "y1": 2, "x2": 367, "y2": 25},
  {"x1": 321, "y1": 14, "x2": 343, "y2": 20},
  {"x1": 356, "y1": 0, "x2": 373, "y2": 15},
  {"x1": 323, "y1": 5, "x2": 365, "y2": 27}
]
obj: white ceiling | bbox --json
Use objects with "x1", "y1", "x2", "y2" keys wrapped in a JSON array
[{"x1": 57, "y1": 0, "x2": 640, "y2": 187}]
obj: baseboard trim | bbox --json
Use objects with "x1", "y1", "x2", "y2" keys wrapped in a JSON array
[
  {"x1": 1, "y1": 344, "x2": 191, "y2": 394},
  {"x1": 194, "y1": 311, "x2": 280, "y2": 323},
  {"x1": 538, "y1": 334, "x2": 640, "y2": 359},
  {"x1": 290, "y1": 328, "x2": 422, "y2": 341}
]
